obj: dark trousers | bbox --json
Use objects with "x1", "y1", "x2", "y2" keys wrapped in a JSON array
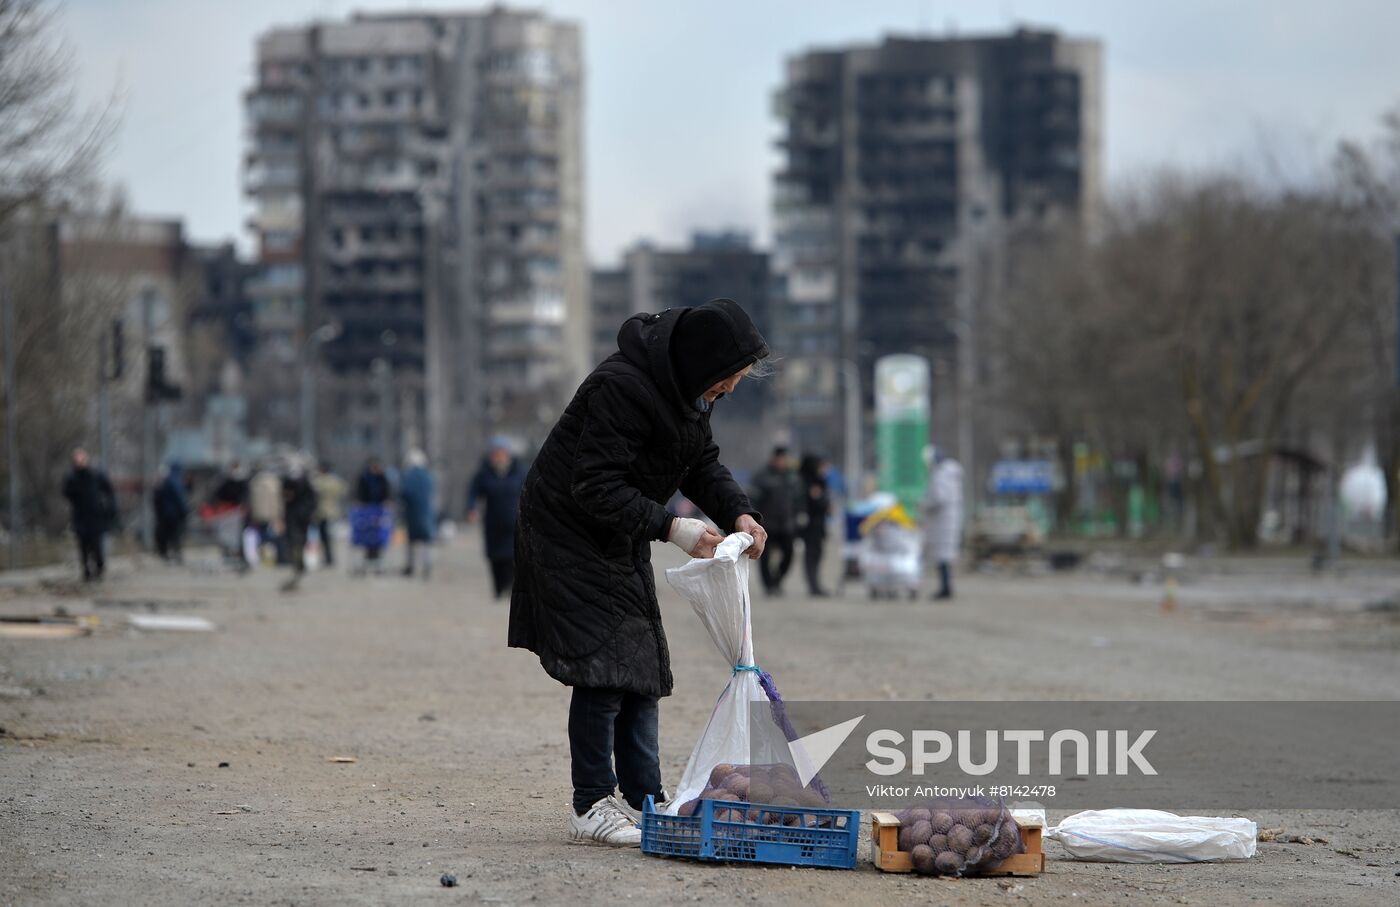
[
  {"x1": 318, "y1": 519, "x2": 334, "y2": 565},
  {"x1": 76, "y1": 532, "x2": 105, "y2": 581},
  {"x1": 404, "y1": 539, "x2": 433, "y2": 577},
  {"x1": 759, "y1": 531, "x2": 795, "y2": 592},
  {"x1": 569, "y1": 686, "x2": 661, "y2": 815},
  {"x1": 286, "y1": 524, "x2": 309, "y2": 575},
  {"x1": 489, "y1": 557, "x2": 514, "y2": 599},
  {"x1": 802, "y1": 528, "x2": 826, "y2": 594},
  {"x1": 155, "y1": 518, "x2": 184, "y2": 563},
  {"x1": 937, "y1": 561, "x2": 953, "y2": 597}
]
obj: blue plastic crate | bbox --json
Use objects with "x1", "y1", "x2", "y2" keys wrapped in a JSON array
[{"x1": 640, "y1": 795, "x2": 860, "y2": 870}]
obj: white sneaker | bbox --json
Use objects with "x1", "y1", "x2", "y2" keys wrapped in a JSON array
[
  {"x1": 570, "y1": 795, "x2": 642, "y2": 847},
  {"x1": 615, "y1": 790, "x2": 667, "y2": 824},
  {"x1": 612, "y1": 799, "x2": 640, "y2": 825}
]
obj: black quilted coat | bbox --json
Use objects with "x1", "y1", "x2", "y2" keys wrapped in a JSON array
[{"x1": 509, "y1": 302, "x2": 767, "y2": 697}]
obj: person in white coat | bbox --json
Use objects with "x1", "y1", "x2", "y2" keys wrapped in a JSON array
[{"x1": 921, "y1": 450, "x2": 964, "y2": 600}]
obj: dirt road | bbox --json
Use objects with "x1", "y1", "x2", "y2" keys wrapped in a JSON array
[{"x1": 2, "y1": 538, "x2": 1398, "y2": 905}]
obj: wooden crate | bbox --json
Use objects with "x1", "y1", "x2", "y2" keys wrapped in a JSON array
[{"x1": 870, "y1": 811, "x2": 1044, "y2": 876}]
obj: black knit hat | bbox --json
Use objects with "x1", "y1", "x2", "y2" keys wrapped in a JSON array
[{"x1": 670, "y1": 299, "x2": 770, "y2": 402}]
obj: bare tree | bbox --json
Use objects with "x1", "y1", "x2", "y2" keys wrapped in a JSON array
[
  {"x1": 0, "y1": 0, "x2": 119, "y2": 539},
  {"x1": 0, "y1": 0, "x2": 114, "y2": 224},
  {"x1": 2, "y1": 199, "x2": 128, "y2": 532},
  {"x1": 995, "y1": 170, "x2": 1377, "y2": 549},
  {"x1": 1332, "y1": 111, "x2": 1400, "y2": 552}
]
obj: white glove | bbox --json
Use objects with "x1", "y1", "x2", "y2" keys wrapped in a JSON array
[{"x1": 667, "y1": 517, "x2": 708, "y2": 556}]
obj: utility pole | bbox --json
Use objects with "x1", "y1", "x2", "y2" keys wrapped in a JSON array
[
  {"x1": 299, "y1": 359, "x2": 314, "y2": 457},
  {"x1": 98, "y1": 340, "x2": 109, "y2": 470},
  {"x1": 838, "y1": 358, "x2": 863, "y2": 502},
  {"x1": 140, "y1": 289, "x2": 156, "y2": 551},
  {"x1": 299, "y1": 322, "x2": 341, "y2": 458},
  {"x1": 372, "y1": 357, "x2": 393, "y2": 464},
  {"x1": 99, "y1": 318, "x2": 123, "y2": 472},
  {"x1": 1, "y1": 260, "x2": 17, "y2": 569}
]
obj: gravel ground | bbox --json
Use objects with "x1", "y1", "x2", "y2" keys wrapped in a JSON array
[{"x1": 2, "y1": 536, "x2": 1398, "y2": 906}]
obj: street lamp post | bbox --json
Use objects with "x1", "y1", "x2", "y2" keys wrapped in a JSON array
[
  {"x1": 299, "y1": 322, "x2": 342, "y2": 458},
  {"x1": 838, "y1": 358, "x2": 862, "y2": 501},
  {"x1": 371, "y1": 356, "x2": 393, "y2": 464},
  {"x1": 1, "y1": 260, "x2": 17, "y2": 569},
  {"x1": 950, "y1": 318, "x2": 975, "y2": 517}
]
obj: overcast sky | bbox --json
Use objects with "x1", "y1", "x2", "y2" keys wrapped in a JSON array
[{"x1": 62, "y1": 0, "x2": 1400, "y2": 264}]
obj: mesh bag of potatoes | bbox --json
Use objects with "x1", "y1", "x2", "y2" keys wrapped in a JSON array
[
  {"x1": 893, "y1": 797, "x2": 1025, "y2": 876},
  {"x1": 677, "y1": 762, "x2": 832, "y2": 824}
]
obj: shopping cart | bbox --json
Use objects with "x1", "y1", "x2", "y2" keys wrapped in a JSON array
[
  {"x1": 199, "y1": 503, "x2": 247, "y2": 568},
  {"x1": 349, "y1": 504, "x2": 394, "y2": 574}
]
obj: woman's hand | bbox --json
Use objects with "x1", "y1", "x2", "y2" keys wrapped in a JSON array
[
  {"x1": 669, "y1": 517, "x2": 724, "y2": 558},
  {"x1": 691, "y1": 527, "x2": 724, "y2": 558},
  {"x1": 733, "y1": 514, "x2": 766, "y2": 559}
]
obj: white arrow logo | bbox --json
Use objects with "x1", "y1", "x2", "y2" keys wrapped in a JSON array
[{"x1": 788, "y1": 715, "x2": 865, "y2": 787}]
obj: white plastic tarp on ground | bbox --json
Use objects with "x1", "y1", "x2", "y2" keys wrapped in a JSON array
[{"x1": 1048, "y1": 809, "x2": 1257, "y2": 862}]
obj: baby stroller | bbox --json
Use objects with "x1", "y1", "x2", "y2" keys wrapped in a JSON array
[
  {"x1": 858, "y1": 501, "x2": 922, "y2": 600},
  {"x1": 349, "y1": 504, "x2": 394, "y2": 575}
]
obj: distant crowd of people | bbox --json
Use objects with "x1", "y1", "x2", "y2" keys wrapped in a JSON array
[
  {"x1": 746, "y1": 443, "x2": 965, "y2": 601},
  {"x1": 58, "y1": 436, "x2": 960, "y2": 602},
  {"x1": 57, "y1": 441, "x2": 527, "y2": 600}
]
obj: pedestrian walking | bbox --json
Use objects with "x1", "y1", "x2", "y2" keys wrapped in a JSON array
[
  {"x1": 61, "y1": 448, "x2": 116, "y2": 582},
  {"x1": 466, "y1": 437, "x2": 524, "y2": 599},
  {"x1": 510, "y1": 299, "x2": 770, "y2": 847},
  {"x1": 311, "y1": 461, "x2": 347, "y2": 567},
  {"x1": 281, "y1": 457, "x2": 319, "y2": 592},
  {"x1": 750, "y1": 446, "x2": 801, "y2": 596},
  {"x1": 153, "y1": 462, "x2": 190, "y2": 564},
  {"x1": 798, "y1": 453, "x2": 832, "y2": 597},
  {"x1": 248, "y1": 464, "x2": 285, "y2": 565},
  {"x1": 399, "y1": 449, "x2": 436, "y2": 579},
  {"x1": 921, "y1": 450, "x2": 965, "y2": 600},
  {"x1": 352, "y1": 457, "x2": 392, "y2": 575},
  {"x1": 210, "y1": 461, "x2": 250, "y2": 510},
  {"x1": 206, "y1": 461, "x2": 251, "y2": 571}
]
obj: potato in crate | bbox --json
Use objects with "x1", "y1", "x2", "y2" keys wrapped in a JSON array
[{"x1": 641, "y1": 794, "x2": 859, "y2": 869}]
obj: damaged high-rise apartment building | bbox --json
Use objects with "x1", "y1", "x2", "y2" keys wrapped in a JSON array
[
  {"x1": 245, "y1": 7, "x2": 586, "y2": 506},
  {"x1": 773, "y1": 28, "x2": 1101, "y2": 482}
]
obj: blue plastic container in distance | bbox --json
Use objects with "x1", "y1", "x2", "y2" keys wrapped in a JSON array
[{"x1": 640, "y1": 795, "x2": 860, "y2": 870}]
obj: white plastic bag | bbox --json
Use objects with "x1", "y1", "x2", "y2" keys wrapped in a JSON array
[
  {"x1": 663, "y1": 532, "x2": 795, "y2": 814},
  {"x1": 242, "y1": 527, "x2": 261, "y2": 567},
  {"x1": 1048, "y1": 809, "x2": 1257, "y2": 862}
]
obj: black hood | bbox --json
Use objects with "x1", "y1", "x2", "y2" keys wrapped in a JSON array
[
  {"x1": 670, "y1": 298, "x2": 769, "y2": 403},
  {"x1": 616, "y1": 299, "x2": 769, "y2": 419},
  {"x1": 616, "y1": 308, "x2": 695, "y2": 419}
]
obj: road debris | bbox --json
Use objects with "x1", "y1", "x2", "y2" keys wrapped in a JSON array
[
  {"x1": 327, "y1": 755, "x2": 358, "y2": 763},
  {"x1": 440, "y1": 873, "x2": 458, "y2": 887},
  {"x1": 1258, "y1": 827, "x2": 1329, "y2": 845},
  {"x1": 0, "y1": 615, "x2": 95, "y2": 639},
  {"x1": 127, "y1": 614, "x2": 216, "y2": 632}
]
